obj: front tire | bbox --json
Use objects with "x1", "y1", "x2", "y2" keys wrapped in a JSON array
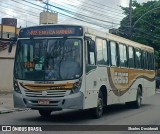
[
  {"x1": 38, "y1": 110, "x2": 52, "y2": 117},
  {"x1": 92, "y1": 91, "x2": 103, "y2": 118}
]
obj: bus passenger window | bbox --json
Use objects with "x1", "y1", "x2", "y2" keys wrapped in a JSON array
[
  {"x1": 119, "y1": 44, "x2": 127, "y2": 67},
  {"x1": 96, "y1": 38, "x2": 103, "y2": 65},
  {"x1": 142, "y1": 51, "x2": 148, "y2": 69},
  {"x1": 89, "y1": 52, "x2": 95, "y2": 65},
  {"x1": 110, "y1": 41, "x2": 117, "y2": 66},
  {"x1": 103, "y1": 40, "x2": 108, "y2": 65},
  {"x1": 151, "y1": 53, "x2": 155, "y2": 70},
  {"x1": 86, "y1": 40, "x2": 95, "y2": 65},
  {"x1": 135, "y1": 49, "x2": 142, "y2": 69},
  {"x1": 96, "y1": 38, "x2": 108, "y2": 65},
  {"x1": 148, "y1": 53, "x2": 152, "y2": 70},
  {"x1": 128, "y1": 46, "x2": 135, "y2": 68}
]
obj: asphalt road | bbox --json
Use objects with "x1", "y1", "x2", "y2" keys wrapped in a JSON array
[{"x1": 0, "y1": 92, "x2": 160, "y2": 134}]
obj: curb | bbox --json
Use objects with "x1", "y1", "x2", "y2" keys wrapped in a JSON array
[{"x1": 0, "y1": 108, "x2": 28, "y2": 114}]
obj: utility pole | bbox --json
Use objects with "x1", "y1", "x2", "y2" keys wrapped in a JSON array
[
  {"x1": 128, "y1": 0, "x2": 132, "y2": 38},
  {"x1": 37, "y1": 0, "x2": 49, "y2": 11},
  {"x1": 46, "y1": 0, "x2": 49, "y2": 12}
]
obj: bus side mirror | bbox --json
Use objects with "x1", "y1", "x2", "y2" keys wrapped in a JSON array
[
  {"x1": 85, "y1": 36, "x2": 95, "y2": 52},
  {"x1": 8, "y1": 37, "x2": 17, "y2": 53}
]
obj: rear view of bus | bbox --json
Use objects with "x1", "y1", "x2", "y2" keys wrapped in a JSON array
[{"x1": 13, "y1": 25, "x2": 84, "y2": 116}]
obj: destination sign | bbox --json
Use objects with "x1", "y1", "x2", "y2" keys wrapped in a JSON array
[{"x1": 19, "y1": 25, "x2": 83, "y2": 38}]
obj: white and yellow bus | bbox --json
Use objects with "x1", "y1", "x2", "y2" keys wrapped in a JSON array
[{"x1": 10, "y1": 24, "x2": 155, "y2": 118}]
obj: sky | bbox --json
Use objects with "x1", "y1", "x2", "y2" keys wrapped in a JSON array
[{"x1": 0, "y1": 0, "x2": 155, "y2": 31}]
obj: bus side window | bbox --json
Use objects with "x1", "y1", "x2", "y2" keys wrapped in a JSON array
[
  {"x1": 142, "y1": 51, "x2": 148, "y2": 70},
  {"x1": 119, "y1": 44, "x2": 127, "y2": 67},
  {"x1": 109, "y1": 41, "x2": 117, "y2": 66},
  {"x1": 152, "y1": 53, "x2": 155, "y2": 70},
  {"x1": 135, "y1": 48, "x2": 142, "y2": 69},
  {"x1": 96, "y1": 38, "x2": 108, "y2": 65},
  {"x1": 128, "y1": 46, "x2": 135, "y2": 68},
  {"x1": 96, "y1": 38, "x2": 103, "y2": 65},
  {"x1": 86, "y1": 39, "x2": 96, "y2": 65},
  {"x1": 148, "y1": 52, "x2": 153, "y2": 70}
]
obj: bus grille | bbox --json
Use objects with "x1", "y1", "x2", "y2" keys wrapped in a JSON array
[{"x1": 24, "y1": 90, "x2": 68, "y2": 98}]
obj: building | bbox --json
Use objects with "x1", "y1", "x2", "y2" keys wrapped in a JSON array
[
  {"x1": 0, "y1": 18, "x2": 20, "y2": 51},
  {"x1": 0, "y1": 18, "x2": 19, "y2": 92},
  {"x1": 0, "y1": 18, "x2": 20, "y2": 40}
]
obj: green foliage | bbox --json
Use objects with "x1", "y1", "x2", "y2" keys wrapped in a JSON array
[
  {"x1": 118, "y1": 0, "x2": 160, "y2": 69},
  {"x1": 118, "y1": 0, "x2": 160, "y2": 51}
]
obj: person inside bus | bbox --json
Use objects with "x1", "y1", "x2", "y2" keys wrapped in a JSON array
[{"x1": 45, "y1": 64, "x2": 59, "y2": 80}]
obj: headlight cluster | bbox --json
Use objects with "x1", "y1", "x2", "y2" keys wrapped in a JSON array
[
  {"x1": 14, "y1": 80, "x2": 21, "y2": 93},
  {"x1": 70, "y1": 79, "x2": 82, "y2": 94}
]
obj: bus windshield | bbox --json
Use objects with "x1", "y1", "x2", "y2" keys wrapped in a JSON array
[{"x1": 14, "y1": 38, "x2": 82, "y2": 81}]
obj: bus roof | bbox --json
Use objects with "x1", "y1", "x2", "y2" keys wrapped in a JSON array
[
  {"x1": 84, "y1": 26, "x2": 154, "y2": 52},
  {"x1": 20, "y1": 24, "x2": 154, "y2": 52}
]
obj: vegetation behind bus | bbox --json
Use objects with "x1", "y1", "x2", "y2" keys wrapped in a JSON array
[{"x1": 118, "y1": 0, "x2": 160, "y2": 71}]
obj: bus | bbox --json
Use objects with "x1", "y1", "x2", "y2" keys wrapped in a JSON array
[{"x1": 9, "y1": 24, "x2": 155, "y2": 118}]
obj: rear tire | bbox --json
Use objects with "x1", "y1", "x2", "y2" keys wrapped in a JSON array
[
  {"x1": 92, "y1": 91, "x2": 103, "y2": 119},
  {"x1": 38, "y1": 110, "x2": 52, "y2": 117},
  {"x1": 126, "y1": 87, "x2": 142, "y2": 108},
  {"x1": 132, "y1": 87, "x2": 142, "y2": 108}
]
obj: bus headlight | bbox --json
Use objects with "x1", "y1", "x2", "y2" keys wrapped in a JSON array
[
  {"x1": 14, "y1": 80, "x2": 21, "y2": 93},
  {"x1": 70, "y1": 79, "x2": 82, "y2": 94}
]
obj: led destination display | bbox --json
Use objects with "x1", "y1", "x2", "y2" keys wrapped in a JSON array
[{"x1": 19, "y1": 25, "x2": 83, "y2": 38}]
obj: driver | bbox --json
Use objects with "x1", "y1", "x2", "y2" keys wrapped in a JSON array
[{"x1": 45, "y1": 65, "x2": 59, "y2": 80}]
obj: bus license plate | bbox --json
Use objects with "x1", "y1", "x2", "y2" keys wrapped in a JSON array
[{"x1": 38, "y1": 100, "x2": 49, "y2": 105}]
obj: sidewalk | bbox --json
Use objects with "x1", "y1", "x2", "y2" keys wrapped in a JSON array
[{"x1": 0, "y1": 92, "x2": 24, "y2": 114}]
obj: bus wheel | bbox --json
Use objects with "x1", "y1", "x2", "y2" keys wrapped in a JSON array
[
  {"x1": 132, "y1": 87, "x2": 142, "y2": 108},
  {"x1": 38, "y1": 110, "x2": 52, "y2": 117},
  {"x1": 92, "y1": 91, "x2": 103, "y2": 118}
]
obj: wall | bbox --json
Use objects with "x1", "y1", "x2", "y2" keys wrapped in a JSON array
[
  {"x1": 0, "y1": 45, "x2": 16, "y2": 93},
  {"x1": 0, "y1": 58, "x2": 14, "y2": 92}
]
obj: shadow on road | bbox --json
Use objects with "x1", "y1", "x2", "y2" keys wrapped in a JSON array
[{"x1": 19, "y1": 103, "x2": 152, "y2": 124}]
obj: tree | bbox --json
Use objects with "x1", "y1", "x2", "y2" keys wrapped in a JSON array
[
  {"x1": 118, "y1": 0, "x2": 160, "y2": 70},
  {"x1": 118, "y1": 0, "x2": 160, "y2": 51}
]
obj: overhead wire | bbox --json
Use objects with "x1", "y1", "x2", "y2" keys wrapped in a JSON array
[
  {"x1": 49, "y1": 1, "x2": 124, "y2": 21},
  {"x1": 10, "y1": 0, "x2": 159, "y2": 31},
  {"x1": 0, "y1": 10, "x2": 37, "y2": 25},
  {"x1": 2, "y1": 0, "x2": 160, "y2": 46},
  {"x1": 134, "y1": 28, "x2": 160, "y2": 39},
  {"x1": 46, "y1": 2, "x2": 120, "y2": 25},
  {"x1": 5, "y1": 0, "x2": 122, "y2": 29},
  {"x1": 21, "y1": 0, "x2": 118, "y2": 28},
  {"x1": 76, "y1": 0, "x2": 123, "y2": 11},
  {"x1": 66, "y1": 0, "x2": 124, "y2": 15},
  {"x1": 22, "y1": 0, "x2": 120, "y2": 25},
  {"x1": 1, "y1": 2, "x2": 66, "y2": 24},
  {"x1": 52, "y1": 0, "x2": 125, "y2": 19},
  {"x1": 7, "y1": 0, "x2": 160, "y2": 36}
]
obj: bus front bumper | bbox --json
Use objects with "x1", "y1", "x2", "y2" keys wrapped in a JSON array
[{"x1": 13, "y1": 91, "x2": 84, "y2": 110}]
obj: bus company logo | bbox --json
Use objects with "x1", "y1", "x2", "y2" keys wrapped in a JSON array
[
  {"x1": 114, "y1": 72, "x2": 128, "y2": 84},
  {"x1": 42, "y1": 91, "x2": 47, "y2": 96},
  {"x1": 35, "y1": 81, "x2": 54, "y2": 84},
  {"x1": 2, "y1": 126, "x2": 11, "y2": 131}
]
